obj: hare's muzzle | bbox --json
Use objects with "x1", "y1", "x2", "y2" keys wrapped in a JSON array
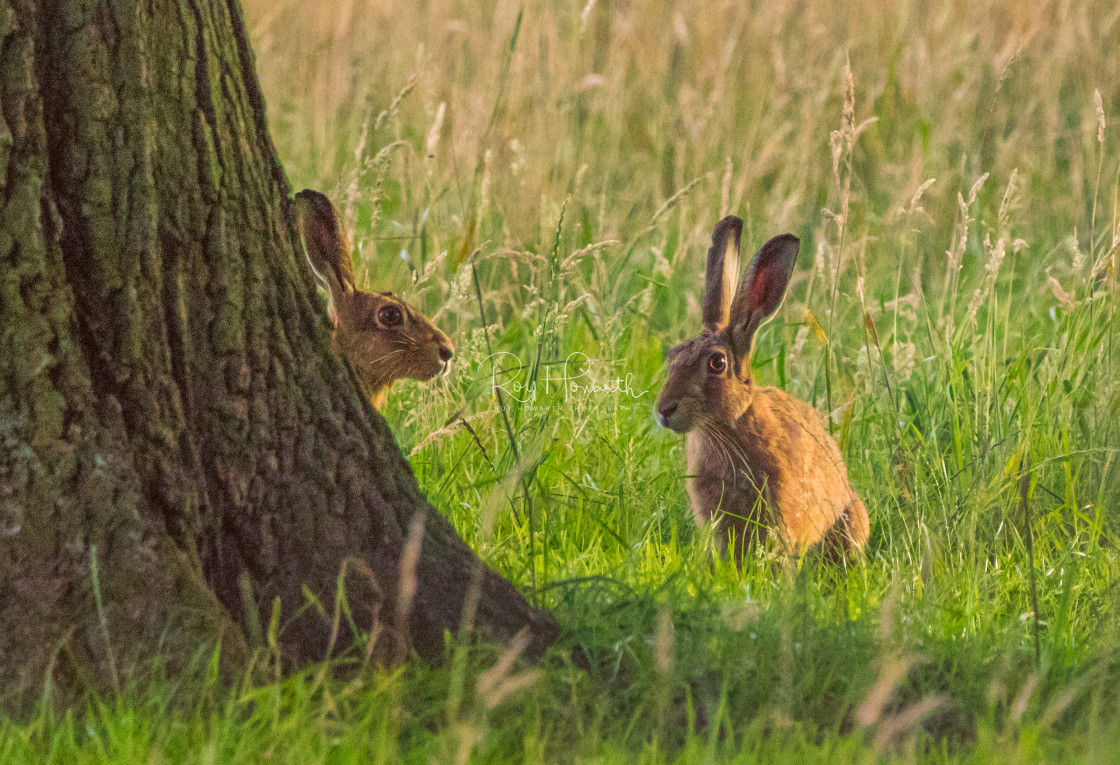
[
  {"x1": 437, "y1": 339, "x2": 454, "y2": 375},
  {"x1": 656, "y1": 401, "x2": 684, "y2": 432}
]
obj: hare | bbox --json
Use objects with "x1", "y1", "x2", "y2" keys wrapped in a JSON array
[
  {"x1": 655, "y1": 216, "x2": 869, "y2": 561},
  {"x1": 295, "y1": 189, "x2": 454, "y2": 408}
]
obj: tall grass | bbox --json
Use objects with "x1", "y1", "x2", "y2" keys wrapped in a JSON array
[{"x1": 7, "y1": 0, "x2": 1120, "y2": 760}]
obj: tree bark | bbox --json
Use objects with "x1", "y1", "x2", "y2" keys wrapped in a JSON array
[{"x1": 0, "y1": 0, "x2": 555, "y2": 709}]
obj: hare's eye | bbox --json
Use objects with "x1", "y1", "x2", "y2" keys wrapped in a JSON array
[
  {"x1": 378, "y1": 305, "x2": 403, "y2": 327},
  {"x1": 707, "y1": 352, "x2": 727, "y2": 374}
]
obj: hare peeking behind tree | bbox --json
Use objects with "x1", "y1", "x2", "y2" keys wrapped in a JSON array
[
  {"x1": 296, "y1": 189, "x2": 454, "y2": 409},
  {"x1": 655, "y1": 216, "x2": 869, "y2": 563}
]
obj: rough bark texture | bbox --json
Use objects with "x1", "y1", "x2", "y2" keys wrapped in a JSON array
[{"x1": 0, "y1": 0, "x2": 555, "y2": 709}]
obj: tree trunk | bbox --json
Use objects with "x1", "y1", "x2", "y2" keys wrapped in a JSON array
[{"x1": 0, "y1": 0, "x2": 555, "y2": 709}]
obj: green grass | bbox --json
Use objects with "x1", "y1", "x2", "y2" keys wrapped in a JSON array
[{"x1": 8, "y1": 0, "x2": 1120, "y2": 761}]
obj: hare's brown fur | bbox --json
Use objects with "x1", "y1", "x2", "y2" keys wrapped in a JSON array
[
  {"x1": 684, "y1": 387, "x2": 868, "y2": 558},
  {"x1": 657, "y1": 217, "x2": 868, "y2": 561},
  {"x1": 296, "y1": 189, "x2": 454, "y2": 408}
]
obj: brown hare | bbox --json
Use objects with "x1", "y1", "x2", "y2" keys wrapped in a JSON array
[
  {"x1": 655, "y1": 216, "x2": 869, "y2": 562},
  {"x1": 295, "y1": 189, "x2": 454, "y2": 409}
]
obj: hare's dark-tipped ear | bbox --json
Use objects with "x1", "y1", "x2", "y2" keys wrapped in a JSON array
[
  {"x1": 295, "y1": 189, "x2": 355, "y2": 320},
  {"x1": 728, "y1": 233, "x2": 799, "y2": 362},
  {"x1": 702, "y1": 216, "x2": 743, "y2": 330}
]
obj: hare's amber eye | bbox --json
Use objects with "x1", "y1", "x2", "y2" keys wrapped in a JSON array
[
  {"x1": 378, "y1": 305, "x2": 403, "y2": 327},
  {"x1": 707, "y1": 352, "x2": 727, "y2": 374}
]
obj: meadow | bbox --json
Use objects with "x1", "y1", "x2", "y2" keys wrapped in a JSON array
[{"x1": 6, "y1": 0, "x2": 1120, "y2": 761}]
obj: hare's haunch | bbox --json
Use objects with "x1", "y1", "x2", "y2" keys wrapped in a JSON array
[
  {"x1": 656, "y1": 217, "x2": 869, "y2": 561},
  {"x1": 296, "y1": 189, "x2": 454, "y2": 408}
]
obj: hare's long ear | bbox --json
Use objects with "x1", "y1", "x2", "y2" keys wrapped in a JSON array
[
  {"x1": 702, "y1": 216, "x2": 743, "y2": 330},
  {"x1": 728, "y1": 233, "x2": 799, "y2": 365},
  {"x1": 295, "y1": 189, "x2": 354, "y2": 325}
]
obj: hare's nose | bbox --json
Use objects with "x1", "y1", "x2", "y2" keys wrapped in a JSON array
[
  {"x1": 656, "y1": 402, "x2": 678, "y2": 422},
  {"x1": 438, "y1": 344, "x2": 454, "y2": 363}
]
